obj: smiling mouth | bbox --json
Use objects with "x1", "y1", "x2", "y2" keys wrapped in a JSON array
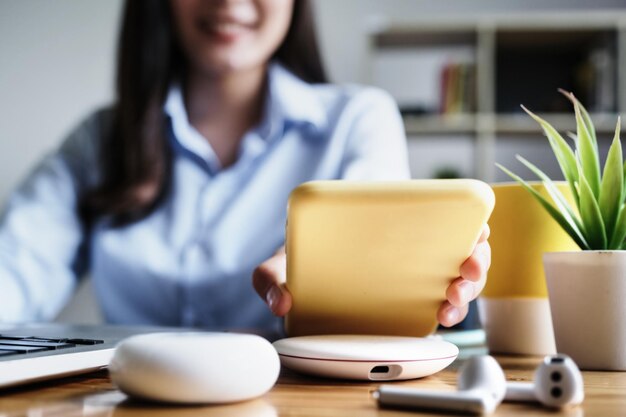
[{"x1": 198, "y1": 19, "x2": 254, "y2": 41}]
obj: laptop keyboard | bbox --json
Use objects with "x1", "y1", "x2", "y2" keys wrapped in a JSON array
[{"x1": 0, "y1": 335, "x2": 104, "y2": 357}]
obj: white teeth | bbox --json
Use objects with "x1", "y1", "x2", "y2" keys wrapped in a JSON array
[{"x1": 213, "y1": 22, "x2": 246, "y2": 34}]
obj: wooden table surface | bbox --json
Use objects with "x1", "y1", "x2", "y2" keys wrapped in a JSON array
[{"x1": 0, "y1": 354, "x2": 623, "y2": 416}]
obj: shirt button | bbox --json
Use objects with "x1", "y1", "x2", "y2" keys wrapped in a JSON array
[
  {"x1": 183, "y1": 243, "x2": 205, "y2": 265},
  {"x1": 182, "y1": 307, "x2": 195, "y2": 326}
]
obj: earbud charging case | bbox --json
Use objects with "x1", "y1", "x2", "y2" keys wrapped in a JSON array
[{"x1": 272, "y1": 335, "x2": 458, "y2": 381}]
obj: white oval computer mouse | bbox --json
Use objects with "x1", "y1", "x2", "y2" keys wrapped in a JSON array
[{"x1": 109, "y1": 332, "x2": 280, "y2": 404}]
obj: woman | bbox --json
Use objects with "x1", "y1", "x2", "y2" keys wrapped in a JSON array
[{"x1": 0, "y1": 0, "x2": 489, "y2": 334}]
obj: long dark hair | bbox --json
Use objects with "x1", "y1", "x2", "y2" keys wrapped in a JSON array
[{"x1": 80, "y1": 0, "x2": 327, "y2": 227}]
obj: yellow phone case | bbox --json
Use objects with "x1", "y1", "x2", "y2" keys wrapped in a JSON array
[{"x1": 285, "y1": 179, "x2": 495, "y2": 337}]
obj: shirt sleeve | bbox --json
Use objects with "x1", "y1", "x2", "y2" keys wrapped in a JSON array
[
  {"x1": 0, "y1": 111, "x2": 104, "y2": 322},
  {"x1": 338, "y1": 88, "x2": 411, "y2": 180}
]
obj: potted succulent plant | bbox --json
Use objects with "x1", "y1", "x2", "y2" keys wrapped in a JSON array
[{"x1": 498, "y1": 90, "x2": 626, "y2": 370}]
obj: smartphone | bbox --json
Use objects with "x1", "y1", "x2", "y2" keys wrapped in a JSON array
[{"x1": 284, "y1": 179, "x2": 495, "y2": 337}]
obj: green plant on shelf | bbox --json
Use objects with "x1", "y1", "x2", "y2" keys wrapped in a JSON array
[{"x1": 497, "y1": 90, "x2": 624, "y2": 251}]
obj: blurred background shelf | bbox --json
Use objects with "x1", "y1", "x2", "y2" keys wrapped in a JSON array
[
  {"x1": 403, "y1": 113, "x2": 625, "y2": 136},
  {"x1": 368, "y1": 10, "x2": 626, "y2": 182},
  {"x1": 403, "y1": 114, "x2": 477, "y2": 134},
  {"x1": 493, "y1": 113, "x2": 624, "y2": 135}
]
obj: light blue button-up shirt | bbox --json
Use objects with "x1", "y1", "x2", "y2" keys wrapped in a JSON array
[{"x1": 0, "y1": 63, "x2": 410, "y2": 333}]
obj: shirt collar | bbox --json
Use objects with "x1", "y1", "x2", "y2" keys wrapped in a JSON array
[
  {"x1": 162, "y1": 62, "x2": 327, "y2": 171},
  {"x1": 164, "y1": 63, "x2": 326, "y2": 135},
  {"x1": 265, "y1": 62, "x2": 327, "y2": 132},
  {"x1": 164, "y1": 84, "x2": 222, "y2": 173}
]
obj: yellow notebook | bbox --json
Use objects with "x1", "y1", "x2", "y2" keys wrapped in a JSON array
[{"x1": 285, "y1": 179, "x2": 495, "y2": 337}]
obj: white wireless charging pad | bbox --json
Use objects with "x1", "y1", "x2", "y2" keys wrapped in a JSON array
[{"x1": 273, "y1": 335, "x2": 458, "y2": 381}]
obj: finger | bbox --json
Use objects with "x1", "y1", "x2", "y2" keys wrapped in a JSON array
[
  {"x1": 252, "y1": 250, "x2": 292, "y2": 317},
  {"x1": 477, "y1": 224, "x2": 490, "y2": 243},
  {"x1": 446, "y1": 274, "x2": 487, "y2": 307},
  {"x1": 460, "y1": 240, "x2": 491, "y2": 282},
  {"x1": 446, "y1": 277, "x2": 475, "y2": 307},
  {"x1": 437, "y1": 301, "x2": 469, "y2": 327}
]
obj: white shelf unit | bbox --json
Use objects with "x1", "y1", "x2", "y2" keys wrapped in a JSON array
[{"x1": 368, "y1": 11, "x2": 626, "y2": 182}]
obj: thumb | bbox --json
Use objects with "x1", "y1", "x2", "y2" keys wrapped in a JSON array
[{"x1": 252, "y1": 247, "x2": 292, "y2": 316}]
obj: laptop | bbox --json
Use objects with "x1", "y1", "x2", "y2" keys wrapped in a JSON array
[{"x1": 0, "y1": 322, "x2": 173, "y2": 389}]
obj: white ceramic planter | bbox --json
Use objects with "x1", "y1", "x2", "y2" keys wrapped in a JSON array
[
  {"x1": 477, "y1": 297, "x2": 556, "y2": 355},
  {"x1": 543, "y1": 251, "x2": 626, "y2": 370}
]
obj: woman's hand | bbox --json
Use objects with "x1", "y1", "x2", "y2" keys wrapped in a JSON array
[
  {"x1": 437, "y1": 224, "x2": 491, "y2": 327},
  {"x1": 253, "y1": 224, "x2": 491, "y2": 326},
  {"x1": 252, "y1": 246, "x2": 291, "y2": 317}
]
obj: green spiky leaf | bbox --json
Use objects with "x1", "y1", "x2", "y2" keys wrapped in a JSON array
[
  {"x1": 515, "y1": 155, "x2": 586, "y2": 238},
  {"x1": 570, "y1": 93, "x2": 602, "y2": 198},
  {"x1": 610, "y1": 205, "x2": 626, "y2": 249},
  {"x1": 500, "y1": 95, "x2": 624, "y2": 250},
  {"x1": 599, "y1": 119, "x2": 623, "y2": 243},
  {"x1": 496, "y1": 163, "x2": 589, "y2": 249},
  {"x1": 559, "y1": 88, "x2": 597, "y2": 145},
  {"x1": 521, "y1": 105, "x2": 580, "y2": 206},
  {"x1": 577, "y1": 161, "x2": 607, "y2": 249},
  {"x1": 623, "y1": 159, "x2": 626, "y2": 198}
]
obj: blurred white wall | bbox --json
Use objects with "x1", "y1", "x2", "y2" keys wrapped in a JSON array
[{"x1": 0, "y1": 0, "x2": 123, "y2": 203}]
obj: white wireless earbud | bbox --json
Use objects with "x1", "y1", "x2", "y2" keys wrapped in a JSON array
[
  {"x1": 505, "y1": 354, "x2": 584, "y2": 408},
  {"x1": 375, "y1": 355, "x2": 506, "y2": 414}
]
